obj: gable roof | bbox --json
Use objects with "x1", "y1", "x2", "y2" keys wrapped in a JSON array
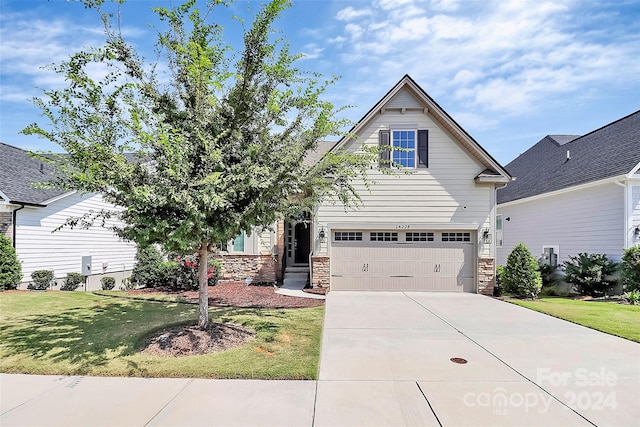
[
  {"x1": 0, "y1": 142, "x2": 70, "y2": 206},
  {"x1": 331, "y1": 74, "x2": 511, "y2": 183},
  {"x1": 498, "y1": 110, "x2": 640, "y2": 204},
  {"x1": 303, "y1": 140, "x2": 337, "y2": 167}
]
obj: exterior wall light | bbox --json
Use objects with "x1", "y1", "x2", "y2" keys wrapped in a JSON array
[
  {"x1": 319, "y1": 227, "x2": 326, "y2": 242},
  {"x1": 482, "y1": 229, "x2": 492, "y2": 244}
]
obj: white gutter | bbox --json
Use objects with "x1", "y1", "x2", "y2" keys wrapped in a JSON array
[{"x1": 614, "y1": 179, "x2": 630, "y2": 248}]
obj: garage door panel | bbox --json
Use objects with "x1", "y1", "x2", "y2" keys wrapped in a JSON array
[{"x1": 331, "y1": 233, "x2": 475, "y2": 292}]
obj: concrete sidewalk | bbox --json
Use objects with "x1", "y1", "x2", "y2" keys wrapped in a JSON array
[
  {"x1": 2, "y1": 292, "x2": 639, "y2": 426},
  {"x1": 0, "y1": 375, "x2": 316, "y2": 426}
]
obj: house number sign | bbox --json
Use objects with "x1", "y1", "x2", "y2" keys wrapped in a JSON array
[
  {"x1": 396, "y1": 224, "x2": 410, "y2": 229},
  {"x1": 362, "y1": 263, "x2": 369, "y2": 272}
]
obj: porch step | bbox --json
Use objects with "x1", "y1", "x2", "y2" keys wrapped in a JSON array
[
  {"x1": 281, "y1": 267, "x2": 309, "y2": 290},
  {"x1": 276, "y1": 265, "x2": 324, "y2": 300},
  {"x1": 285, "y1": 266, "x2": 310, "y2": 274}
]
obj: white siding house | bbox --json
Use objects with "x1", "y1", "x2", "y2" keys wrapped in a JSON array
[
  {"x1": 0, "y1": 142, "x2": 137, "y2": 289},
  {"x1": 497, "y1": 111, "x2": 640, "y2": 268},
  {"x1": 309, "y1": 75, "x2": 511, "y2": 293}
]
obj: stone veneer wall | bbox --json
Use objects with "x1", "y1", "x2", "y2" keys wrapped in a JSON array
[
  {"x1": 216, "y1": 254, "x2": 277, "y2": 284},
  {"x1": 477, "y1": 257, "x2": 495, "y2": 295},
  {"x1": 0, "y1": 212, "x2": 12, "y2": 240},
  {"x1": 311, "y1": 256, "x2": 330, "y2": 289}
]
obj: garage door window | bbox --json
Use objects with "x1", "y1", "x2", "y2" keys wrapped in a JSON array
[
  {"x1": 334, "y1": 231, "x2": 362, "y2": 241},
  {"x1": 370, "y1": 232, "x2": 398, "y2": 242},
  {"x1": 442, "y1": 232, "x2": 471, "y2": 242},
  {"x1": 406, "y1": 232, "x2": 434, "y2": 242}
]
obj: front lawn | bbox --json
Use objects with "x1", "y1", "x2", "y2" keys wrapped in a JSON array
[
  {"x1": 0, "y1": 291, "x2": 324, "y2": 379},
  {"x1": 510, "y1": 298, "x2": 640, "y2": 342}
]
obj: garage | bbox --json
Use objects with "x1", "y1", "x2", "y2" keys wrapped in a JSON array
[{"x1": 330, "y1": 230, "x2": 476, "y2": 292}]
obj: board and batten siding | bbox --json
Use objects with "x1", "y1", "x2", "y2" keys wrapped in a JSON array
[
  {"x1": 496, "y1": 181, "x2": 625, "y2": 266},
  {"x1": 15, "y1": 192, "x2": 137, "y2": 282},
  {"x1": 315, "y1": 88, "x2": 495, "y2": 259}
]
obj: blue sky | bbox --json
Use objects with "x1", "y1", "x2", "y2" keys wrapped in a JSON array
[{"x1": 1, "y1": 0, "x2": 639, "y2": 165}]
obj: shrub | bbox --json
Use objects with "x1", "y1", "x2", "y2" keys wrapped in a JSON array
[
  {"x1": 621, "y1": 245, "x2": 640, "y2": 291},
  {"x1": 0, "y1": 234, "x2": 22, "y2": 291},
  {"x1": 131, "y1": 245, "x2": 166, "y2": 288},
  {"x1": 60, "y1": 272, "x2": 84, "y2": 291},
  {"x1": 493, "y1": 265, "x2": 504, "y2": 297},
  {"x1": 624, "y1": 289, "x2": 640, "y2": 305},
  {"x1": 562, "y1": 253, "x2": 618, "y2": 297},
  {"x1": 163, "y1": 257, "x2": 222, "y2": 291},
  {"x1": 100, "y1": 276, "x2": 116, "y2": 290},
  {"x1": 29, "y1": 270, "x2": 54, "y2": 290},
  {"x1": 502, "y1": 243, "x2": 542, "y2": 298},
  {"x1": 537, "y1": 261, "x2": 559, "y2": 288}
]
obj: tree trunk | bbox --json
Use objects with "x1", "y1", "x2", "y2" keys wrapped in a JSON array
[{"x1": 197, "y1": 241, "x2": 209, "y2": 330}]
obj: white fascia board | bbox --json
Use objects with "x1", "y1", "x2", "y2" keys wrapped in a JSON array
[
  {"x1": 40, "y1": 190, "x2": 78, "y2": 205},
  {"x1": 498, "y1": 175, "x2": 627, "y2": 208},
  {"x1": 0, "y1": 189, "x2": 10, "y2": 203},
  {"x1": 627, "y1": 160, "x2": 640, "y2": 177},
  {"x1": 326, "y1": 222, "x2": 481, "y2": 231}
]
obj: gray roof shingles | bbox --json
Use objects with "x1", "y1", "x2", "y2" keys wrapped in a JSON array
[
  {"x1": 498, "y1": 110, "x2": 640, "y2": 204},
  {"x1": 0, "y1": 143, "x2": 69, "y2": 205}
]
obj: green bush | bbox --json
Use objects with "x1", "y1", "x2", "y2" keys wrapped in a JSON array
[
  {"x1": 0, "y1": 235, "x2": 22, "y2": 291},
  {"x1": 29, "y1": 270, "x2": 54, "y2": 290},
  {"x1": 537, "y1": 261, "x2": 559, "y2": 288},
  {"x1": 493, "y1": 265, "x2": 504, "y2": 297},
  {"x1": 100, "y1": 276, "x2": 116, "y2": 290},
  {"x1": 60, "y1": 272, "x2": 84, "y2": 291},
  {"x1": 164, "y1": 257, "x2": 222, "y2": 291},
  {"x1": 131, "y1": 245, "x2": 166, "y2": 288},
  {"x1": 562, "y1": 253, "x2": 618, "y2": 297},
  {"x1": 624, "y1": 289, "x2": 640, "y2": 305},
  {"x1": 621, "y1": 245, "x2": 640, "y2": 291},
  {"x1": 503, "y1": 243, "x2": 542, "y2": 298}
]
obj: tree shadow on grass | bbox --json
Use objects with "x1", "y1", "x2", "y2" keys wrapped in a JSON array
[
  {"x1": 0, "y1": 296, "x2": 293, "y2": 375},
  {"x1": 0, "y1": 298, "x2": 197, "y2": 374}
]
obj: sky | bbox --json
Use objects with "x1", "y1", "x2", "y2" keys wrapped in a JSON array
[{"x1": 1, "y1": 0, "x2": 639, "y2": 166}]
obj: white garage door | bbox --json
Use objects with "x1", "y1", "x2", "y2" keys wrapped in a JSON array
[{"x1": 331, "y1": 230, "x2": 476, "y2": 292}]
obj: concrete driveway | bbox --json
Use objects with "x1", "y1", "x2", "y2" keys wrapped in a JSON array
[{"x1": 315, "y1": 292, "x2": 640, "y2": 427}]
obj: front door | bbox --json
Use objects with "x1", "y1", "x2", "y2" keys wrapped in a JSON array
[{"x1": 294, "y1": 222, "x2": 310, "y2": 264}]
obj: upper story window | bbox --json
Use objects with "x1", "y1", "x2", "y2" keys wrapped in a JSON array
[
  {"x1": 496, "y1": 214, "x2": 503, "y2": 248},
  {"x1": 392, "y1": 130, "x2": 416, "y2": 168},
  {"x1": 379, "y1": 129, "x2": 428, "y2": 169}
]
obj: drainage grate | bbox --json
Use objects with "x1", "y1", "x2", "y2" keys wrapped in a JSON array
[{"x1": 450, "y1": 357, "x2": 468, "y2": 364}]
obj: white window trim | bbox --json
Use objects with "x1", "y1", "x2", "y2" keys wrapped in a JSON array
[
  {"x1": 496, "y1": 214, "x2": 503, "y2": 248},
  {"x1": 391, "y1": 129, "x2": 417, "y2": 169},
  {"x1": 541, "y1": 245, "x2": 560, "y2": 268}
]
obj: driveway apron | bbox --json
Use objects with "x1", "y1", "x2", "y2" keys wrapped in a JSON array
[{"x1": 315, "y1": 292, "x2": 640, "y2": 427}]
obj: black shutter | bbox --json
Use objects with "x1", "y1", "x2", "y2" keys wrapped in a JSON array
[
  {"x1": 418, "y1": 129, "x2": 428, "y2": 168},
  {"x1": 379, "y1": 130, "x2": 390, "y2": 168}
]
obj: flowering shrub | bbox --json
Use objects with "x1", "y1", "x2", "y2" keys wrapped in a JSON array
[{"x1": 165, "y1": 257, "x2": 222, "y2": 291}]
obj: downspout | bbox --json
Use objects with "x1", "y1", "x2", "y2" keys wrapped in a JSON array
[
  {"x1": 11, "y1": 203, "x2": 25, "y2": 249},
  {"x1": 614, "y1": 179, "x2": 628, "y2": 248}
]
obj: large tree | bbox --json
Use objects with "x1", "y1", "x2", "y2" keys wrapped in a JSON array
[{"x1": 23, "y1": 0, "x2": 375, "y2": 329}]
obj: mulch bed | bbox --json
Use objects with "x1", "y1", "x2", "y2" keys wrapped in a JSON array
[
  {"x1": 128, "y1": 281, "x2": 325, "y2": 309},
  {"x1": 142, "y1": 322, "x2": 255, "y2": 357}
]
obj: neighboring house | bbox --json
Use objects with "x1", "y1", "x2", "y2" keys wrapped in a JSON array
[
  {"x1": 496, "y1": 110, "x2": 640, "y2": 269},
  {"x1": 223, "y1": 75, "x2": 512, "y2": 294},
  {"x1": 0, "y1": 143, "x2": 137, "y2": 288}
]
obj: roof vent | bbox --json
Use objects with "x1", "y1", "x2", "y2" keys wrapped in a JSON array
[
  {"x1": 565, "y1": 150, "x2": 571, "y2": 162},
  {"x1": 39, "y1": 163, "x2": 44, "y2": 173}
]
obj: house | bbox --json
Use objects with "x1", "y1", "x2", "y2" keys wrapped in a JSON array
[
  {"x1": 0, "y1": 142, "x2": 137, "y2": 289},
  {"x1": 496, "y1": 110, "x2": 640, "y2": 269},
  {"x1": 221, "y1": 75, "x2": 512, "y2": 294}
]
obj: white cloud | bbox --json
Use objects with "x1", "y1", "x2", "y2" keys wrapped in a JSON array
[
  {"x1": 336, "y1": 6, "x2": 372, "y2": 21},
  {"x1": 344, "y1": 23, "x2": 364, "y2": 40}
]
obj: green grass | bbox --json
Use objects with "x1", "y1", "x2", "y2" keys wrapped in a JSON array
[
  {"x1": 0, "y1": 291, "x2": 324, "y2": 379},
  {"x1": 510, "y1": 298, "x2": 640, "y2": 343}
]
